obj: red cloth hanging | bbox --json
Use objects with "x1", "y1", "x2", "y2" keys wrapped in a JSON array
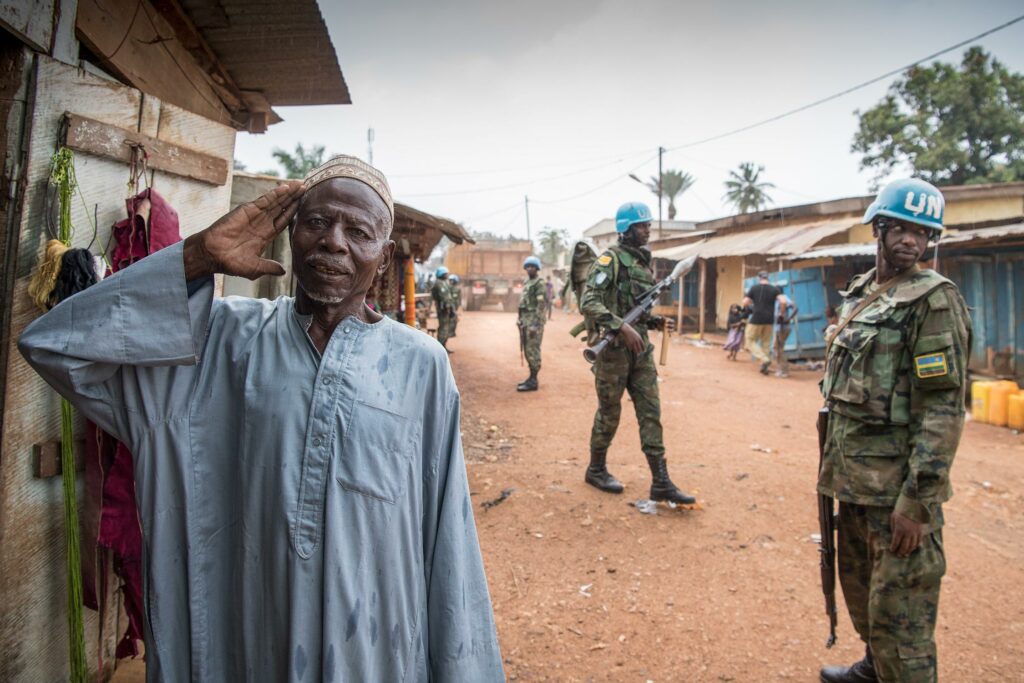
[{"x1": 82, "y1": 188, "x2": 181, "y2": 659}]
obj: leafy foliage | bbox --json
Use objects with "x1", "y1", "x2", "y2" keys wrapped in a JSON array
[
  {"x1": 536, "y1": 227, "x2": 569, "y2": 264},
  {"x1": 723, "y1": 162, "x2": 775, "y2": 213},
  {"x1": 271, "y1": 143, "x2": 327, "y2": 179},
  {"x1": 852, "y1": 47, "x2": 1024, "y2": 186},
  {"x1": 644, "y1": 169, "x2": 696, "y2": 219}
]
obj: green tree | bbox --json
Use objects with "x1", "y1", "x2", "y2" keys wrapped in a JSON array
[
  {"x1": 852, "y1": 47, "x2": 1024, "y2": 187},
  {"x1": 644, "y1": 169, "x2": 695, "y2": 219},
  {"x1": 723, "y1": 162, "x2": 775, "y2": 213},
  {"x1": 271, "y1": 143, "x2": 327, "y2": 179},
  {"x1": 536, "y1": 227, "x2": 569, "y2": 264}
]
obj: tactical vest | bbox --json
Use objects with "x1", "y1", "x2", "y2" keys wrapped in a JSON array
[
  {"x1": 822, "y1": 268, "x2": 956, "y2": 426},
  {"x1": 585, "y1": 244, "x2": 656, "y2": 343}
]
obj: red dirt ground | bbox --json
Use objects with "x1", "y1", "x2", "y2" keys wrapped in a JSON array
[{"x1": 453, "y1": 309, "x2": 1024, "y2": 682}]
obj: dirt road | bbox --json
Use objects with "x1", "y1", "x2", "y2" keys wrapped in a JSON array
[{"x1": 452, "y1": 310, "x2": 1024, "y2": 682}]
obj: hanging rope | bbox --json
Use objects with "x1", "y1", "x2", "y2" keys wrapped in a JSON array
[{"x1": 29, "y1": 147, "x2": 90, "y2": 683}]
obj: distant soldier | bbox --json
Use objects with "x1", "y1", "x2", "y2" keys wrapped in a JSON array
[
  {"x1": 431, "y1": 266, "x2": 453, "y2": 352},
  {"x1": 819, "y1": 179, "x2": 971, "y2": 683},
  {"x1": 448, "y1": 274, "x2": 462, "y2": 338},
  {"x1": 580, "y1": 202, "x2": 695, "y2": 504},
  {"x1": 516, "y1": 256, "x2": 546, "y2": 391}
]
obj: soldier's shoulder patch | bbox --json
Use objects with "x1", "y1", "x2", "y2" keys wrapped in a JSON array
[
  {"x1": 596, "y1": 253, "x2": 613, "y2": 266},
  {"x1": 914, "y1": 352, "x2": 949, "y2": 379}
]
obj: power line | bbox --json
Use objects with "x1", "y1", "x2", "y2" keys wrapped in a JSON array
[
  {"x1": 664, "y1": 12, "x2": 1024, "y2": 152},
  {"x1": 389, "y1": 147, "x2": 652, "y2": 179},
  {"x1": 532, "y1": 154, "x2": 658, "y2": 204},
  {"x1": 399, "y1": 150, "x2": 653, "y2": 198}
]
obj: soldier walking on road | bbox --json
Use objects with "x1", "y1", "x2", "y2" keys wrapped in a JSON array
[
  {"x1": 516, "y1": 256, "x2": 546, "y2": 391},
  {"x1": 580, "y1": 202, "x2": 695, "y2": 505},
  {"x1": 448, "y1": 274, "x2": 462, "y2": 338},
  {"x1": 431, "y1": 266, "x2": 453, "y2": 352},
  {"x1": 818, "y1": 179, "x2": 971, "y2": 683}
]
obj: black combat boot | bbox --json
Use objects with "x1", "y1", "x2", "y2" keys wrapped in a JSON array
[
  {"x1": 585, "y1": 451, "x2": 624, "y2": 494},
  {"x1": 820, "y1": 647, "x2": 878, "y2": 683},
  {"x1": 646, "y1": 455, "x2": 696, "y2": 504},
  {"x1": 516, "y1": 371, "x2": 538, "y2": 392}
]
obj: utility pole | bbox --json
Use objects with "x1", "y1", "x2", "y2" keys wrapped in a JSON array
[
  {"x1": 657, "y1": 145, "x2": 664, "y2": 241},
  {"x1": 524, "y1": 195, "x2": 531, "y2": 243},
  {"x1": 367, "y1": 127, "x2": 375, "y2": 165}
]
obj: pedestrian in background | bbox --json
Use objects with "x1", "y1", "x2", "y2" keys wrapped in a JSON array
[
  {"x1": 722, "y1": 303, "x2": 748, "y2": 360},
  {"x1": 517, "y1": 256, "x2": 546, "y2": 391},
  {"x1": 743, "y1": 270, "x2": 788, "y2": 374},
  {"x1": 773, "y1": 298, "x2": 798, "y2": 377},
  {"x1": 431, "y1": 267, "x2": 453, "y2": 352}
]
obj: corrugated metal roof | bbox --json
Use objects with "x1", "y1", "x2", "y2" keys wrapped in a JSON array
[
  {"x1": 652, "y1": 219, "x2": 856, "y2": 260},
  {"x1": 938, "y1": 222, "x2": 1024, "y2": 245},
  {"x1": 181, "y1": 0, "x2": 350, "y2": 106},
  {"x1": 583, "y1": 218, "x2": 696, "y2": 238},
  {"x1": 786, "y1": 243, "x2": 876, "y2": 261}
]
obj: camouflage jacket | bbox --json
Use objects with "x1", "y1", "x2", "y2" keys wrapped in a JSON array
[
  {"x1": 518, "y1": 277, "x2": 547, "y2": 329},
  {"x1": 431, "y1": 279, "x2": 451, "y2": 314},
  {"x1": 818, "y1": 266, "x2": 972, "y2": 527},
  {"x1": 449, "y1": 283, "x2": 462, "y2": 311},
  {"x1": 580, "y1": 244, "x2": 656, "y2": 347}
]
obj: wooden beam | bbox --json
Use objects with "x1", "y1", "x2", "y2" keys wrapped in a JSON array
[
  {"x1": 64, "y1": 112, "x2": 229, "y2": 185},
  {"x1": 75, "y1": 0, "x2": 232, "y2": 125},
  {"x1": 32, "y1": 439, "x2": 86, "y2": 479},
  {"x1": 698, "y1": 259, "x2": 707, "y2": 340}
]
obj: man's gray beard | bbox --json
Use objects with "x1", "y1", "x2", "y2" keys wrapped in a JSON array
[{"x1": 303, "y1": 288, "x2": 346, "y2": 305}]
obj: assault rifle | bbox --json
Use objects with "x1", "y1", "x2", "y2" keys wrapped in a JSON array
[
  {"x1": 583, "y1": 256, "x2": 696, "y2": 363},
  {"x1": 817, "y1": 407, "x2": 838, "y2": 648}
]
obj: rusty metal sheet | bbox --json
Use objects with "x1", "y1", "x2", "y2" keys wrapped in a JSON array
[{"x1": 652, "y1": 219, "x2": 856, "y2": 261}]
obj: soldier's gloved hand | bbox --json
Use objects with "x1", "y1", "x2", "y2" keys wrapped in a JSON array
[
  {"x1": 620, "y1": 322, "x2": 645, "y2": 354},
  {"x1": 889, "y1": 511, "x2": 925, "y2": 557}
]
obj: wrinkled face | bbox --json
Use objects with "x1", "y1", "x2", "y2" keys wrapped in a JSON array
[
  {"x1": 291, "y1": 178, "x2": 394, "y2": 305},
  {"x1": 873, "y1": 217, "x2": 931, "y2": 271},
  {"x1": 625, "y1": 221, "x2": 652, "y2": 247}
]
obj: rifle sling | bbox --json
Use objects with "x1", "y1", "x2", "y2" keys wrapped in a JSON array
[{"x1": 824, "y1": 265, "x2": 919, "y2": 354}]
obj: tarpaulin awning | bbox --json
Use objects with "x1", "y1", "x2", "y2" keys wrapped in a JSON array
[{"x1": 651, "y1": 218, "x2": 857, "y2": 261}]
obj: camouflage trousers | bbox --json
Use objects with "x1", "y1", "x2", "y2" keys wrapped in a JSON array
[
  {"x1": 523, "y1": 324, "x2": 544, "y2": 372},
  {"x1": 773, "y1": 324, "x2": 791, "y2": 373},
  {"x1": 589, "y1": 343, "x2": 664, "y2": 459},
  {"x1": 436, "y1": 311, "x2": 452, "y2": 346},
  {"x1": 838, "y1": 502, "x2": 945, "y2": 683},
  {"x1": 448, "y1": 312, "x2": 459, "y2": 338}
]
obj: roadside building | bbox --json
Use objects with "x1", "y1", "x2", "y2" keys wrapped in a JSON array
[
  {"x1": 650, "y1": 183, "x2": 1024, "y2": 382},
  {"x1": 0, "y1": 2, "x2": 348, "y2": 679}
]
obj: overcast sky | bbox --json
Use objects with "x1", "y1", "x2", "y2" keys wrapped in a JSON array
[{"x1": 234, "y1": 0, "x2": 1024, "y2": 243}]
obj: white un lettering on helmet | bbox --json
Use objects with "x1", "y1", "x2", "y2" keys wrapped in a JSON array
[{"x1": 904, "y1": 191, "x2": 942, "y2": 220}]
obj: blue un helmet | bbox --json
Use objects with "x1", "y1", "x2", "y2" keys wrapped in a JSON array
[
  {"x1": 449, "y1": 274, "x2": 460, "y2": 284},
  {"x1": 615, "y1": 202, "x2": 654, "y2": 233},
  {"x1": 435, "y1": 266, "x2": 449, "y2": 278},
  {"x1": 862, "y1": 178, "x2": 945, "y2": 235},
  {"x1": 523, "y1": 256, "x2": 541, "y2": 270}
]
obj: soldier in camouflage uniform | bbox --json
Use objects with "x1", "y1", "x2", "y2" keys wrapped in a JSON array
[
  {"x1": 819, "y1": 179, "x2": 972, "y2": 683},
  {"x1": 448, "y1": 274, "x2": 462, "y2": 338},
  {"x1": 516, "y1": 256, "x2": 546, "y2": 391},
  {"x1": 431, "y1": 267, "x2": 453, "y2": 352},
  {"x1": 580, "y1": 202, "x2": 695, "y2": 505}
]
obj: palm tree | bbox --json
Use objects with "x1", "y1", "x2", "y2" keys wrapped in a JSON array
[
  {"x1": 537, "y1": 227, "x2": 569, "y2": 265},
  {"x1": 643, "y1": 169, "x2": 696, "y2": 220},
  {"x1": 271, "y1": 143, "x2": 327, "y2": 179},
  {"x1": 723, "y1": 162, "x2": 775, "y2": 214}
]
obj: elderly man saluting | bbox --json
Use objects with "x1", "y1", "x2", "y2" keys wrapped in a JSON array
[{"x1": 19, "y1": 156, "x2": 503, "y2": 682}]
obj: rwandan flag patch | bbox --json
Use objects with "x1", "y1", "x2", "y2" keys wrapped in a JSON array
[{"x1": 915, "y1": 352, "x2": 949, "y2": 379}]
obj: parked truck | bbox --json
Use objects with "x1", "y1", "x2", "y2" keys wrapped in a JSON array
[{"x1": 445, "y1": 239, "x2": 534, "y2": 311}]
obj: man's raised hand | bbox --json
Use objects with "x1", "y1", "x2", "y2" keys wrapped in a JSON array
[{"x1": 183, "y1": 181, "x2": 305, "y2": 281}]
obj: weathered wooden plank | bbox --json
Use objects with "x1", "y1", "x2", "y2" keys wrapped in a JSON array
[
  {"x1": 75, "y1": 0, "x2": 232, "y2": 125},
  {"x1": 64, "y1": 112, "x2": 229, "y2": 186},
  {"x1": 31, "y1": 439, "x2": 86, "y2": 478},
  {"x1": 0, "y1": 0, "x2": 56, "y2": 53}
]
